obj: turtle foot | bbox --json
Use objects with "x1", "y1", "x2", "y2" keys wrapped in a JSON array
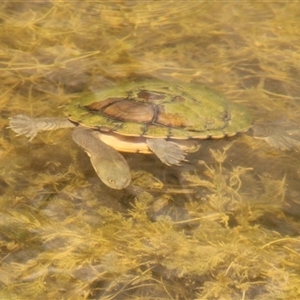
[
  {"x1": 253, "y1": 119, "x2": 300, "y2": 150},
  {"x1": 146, "y1": 138, "x2": 187, "y2": 166},
  {"x1": 9, "y1": 114, "x2": 39, "y2": 141},
  {"x1": 9, "y1": 114, "x2": 75, "y2": 141}
]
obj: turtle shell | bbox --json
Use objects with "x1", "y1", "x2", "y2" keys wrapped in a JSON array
[{"x1": 66, "y1": 80, "x2": 252, "y2": 141}]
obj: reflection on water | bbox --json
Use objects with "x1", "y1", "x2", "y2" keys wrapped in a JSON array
[{"x1": 1, "y1": 1, "x2": 300, "y2": 299}]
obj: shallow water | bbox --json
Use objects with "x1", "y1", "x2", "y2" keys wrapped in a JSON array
[{"x1": 1, "y1": 2, "x2": 300, "y2": 299}]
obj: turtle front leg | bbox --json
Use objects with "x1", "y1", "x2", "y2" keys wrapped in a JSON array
[
  {"x1": 9, "y1": 114, "x2": 75, "y2": 141},
  {"x1": 146, "y1": 138, "x2": 187, "y2": 166}
]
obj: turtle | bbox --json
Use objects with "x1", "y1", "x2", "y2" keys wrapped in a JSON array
[{"x1": 9, "y1": 79, "x2": 300, "y2": 189}]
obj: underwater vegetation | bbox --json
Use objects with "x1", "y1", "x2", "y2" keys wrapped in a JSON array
[
  {"x1": 1, "y1": 1, "x2": 300, "y2": 299},
  {"x1": 1, "y1": 145, "x2": 300, "y2": 299}
]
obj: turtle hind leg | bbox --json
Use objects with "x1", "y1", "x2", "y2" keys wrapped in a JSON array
[
  {"x1": 146, "y1": 138, "x2": 187, "y2": 166},
  {"x1": 9, "y1": 114, "x2": 75, "y2": 141},
  {"x1": 253, "y1": 119, "x2": 300, "y2": 150}
]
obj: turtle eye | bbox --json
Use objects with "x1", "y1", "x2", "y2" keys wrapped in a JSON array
[{"x1": 109, "y1": 178, "x2": 115, "y2": 184}]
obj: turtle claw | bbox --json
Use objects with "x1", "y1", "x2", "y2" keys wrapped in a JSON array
[
  {"x1": 146, "y1": 138, "x2": 187, "y2": 166},
  {"x1": 9, "y1": 114, "x2": 38, "y2": 141},
  {"x1": 253, "y1": 119, "x2": 300, "y2": 150}
]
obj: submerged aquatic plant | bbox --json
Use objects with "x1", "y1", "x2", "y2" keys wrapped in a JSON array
[{"x1": 1, "y1": 141, "x2": 300, "y2": 299}]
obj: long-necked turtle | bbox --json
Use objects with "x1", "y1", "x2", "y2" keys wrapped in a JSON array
[{"x1": 9, "y1": 79, "x2": 300, "y2": 189}]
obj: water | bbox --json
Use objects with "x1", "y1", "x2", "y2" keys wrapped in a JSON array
[{"x1": 1, "y1": 2, "x2": 300, "y2": 299}]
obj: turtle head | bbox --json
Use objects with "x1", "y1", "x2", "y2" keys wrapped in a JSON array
[
  {"x1": 71, "y1": 126, "x2": 131, "y2": 190},
  {"x1": 90, "y1": 154, "x2": 131, "y2": 190}
]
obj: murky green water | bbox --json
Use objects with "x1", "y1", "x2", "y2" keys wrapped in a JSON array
[{"x1": 1, "y1": 2, "x2": 300, "y2": 299}]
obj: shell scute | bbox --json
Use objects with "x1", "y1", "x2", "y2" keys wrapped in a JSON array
[{"x1": 102, "y1": 100, "x2": 155, "y2": 123}]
